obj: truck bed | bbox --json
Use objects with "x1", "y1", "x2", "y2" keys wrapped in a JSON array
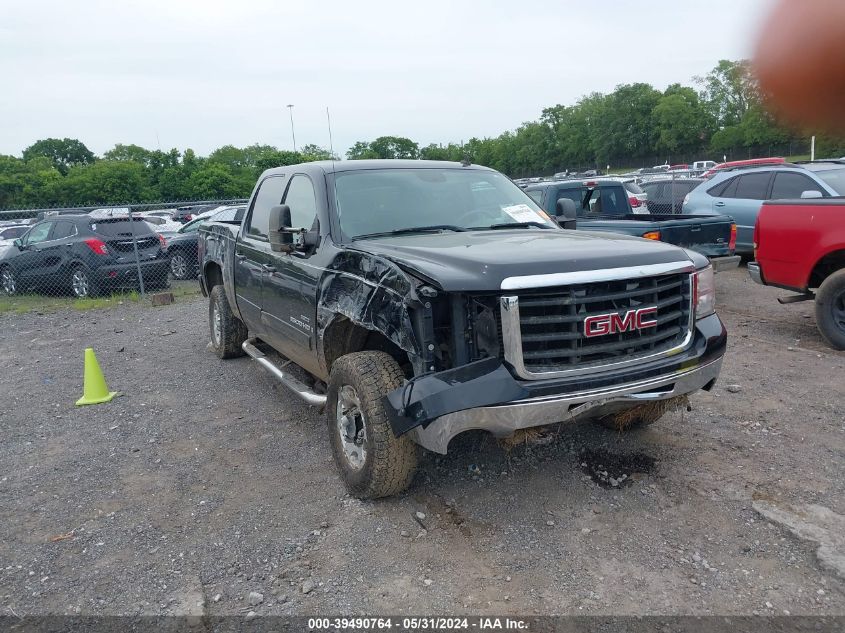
[{"x1": 577, "y1": 213, "x2": 736, "y2": 259}]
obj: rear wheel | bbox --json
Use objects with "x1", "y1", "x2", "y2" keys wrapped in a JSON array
[
  {"x1": 169, "y1": 250, "x2": 191, "y2": 280},
  {"x1": 0, "y1": 266, "x2": 17, "y2": 296},
  {"x1": 209, "y1": 285, "x2": 247, "y2": 359},
  {"x1": 327, "y1": 352, "x2": 417, "y2": 499},
  {"x1": 70, "y1": 265, "x2": 99, "y2": 298},
  {"x1": 815, "y1": 269, "x2": 845, "y2": 350}
]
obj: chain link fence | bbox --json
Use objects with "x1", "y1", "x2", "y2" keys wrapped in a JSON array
[{"x1": 0, "y1": 199, "x2": 246, "y2": 313}]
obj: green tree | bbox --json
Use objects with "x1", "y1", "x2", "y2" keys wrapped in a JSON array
[
  {"x1": 22, "y1": 138, "x2": 96, "y2": 175},
  {"x1": 653, "y1": 86, "x2": 709, "y2": 155},
  {"x1": 185, "y1": 164, "x2": 243, "y2": 199},
  {"x1": 299, "y1": 144, "x2": 338, "y2": 161},
  {"x1": 696, "y1": 60, "x2": 759, "y2": 127},
  {"x1": 62, "y1": 161, "x2": 151, "y2": 205},
  {"x1": 347, "y1": 136, "x2": 419, "y2": 160}
]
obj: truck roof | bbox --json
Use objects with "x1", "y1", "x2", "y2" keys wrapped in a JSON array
[{"x1": 259, "y1": 159, "x2": 493, "y2": 178}]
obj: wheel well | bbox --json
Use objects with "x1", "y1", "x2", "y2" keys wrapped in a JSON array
[
  {"x1": 809, "y1": 250, "x2": 845, "y2": 289},
  {"x1": 204, "y1": 262, "x2": 223, "y2": 290},
  {"x1": 322, "y1": 317, "x2": 412, "y2": 377}
]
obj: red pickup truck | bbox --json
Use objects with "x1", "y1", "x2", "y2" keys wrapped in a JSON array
[{"x1": 749, "y1": 198, "x2": 845, "y2": 349}]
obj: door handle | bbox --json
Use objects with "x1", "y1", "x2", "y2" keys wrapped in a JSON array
[
  {"x1": 262, "y1": 264, "x2": 277, "y2": 273},
  {"x1": 714, "y1": 202, "x2": 726, "y2": 207},
  {"x1": 235, "y1": 254, "x2": 246, "y2": 262}
]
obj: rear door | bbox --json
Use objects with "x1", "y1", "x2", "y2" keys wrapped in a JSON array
[
  {"x1": 39, "y1": 220, "x2": 78, "y2": 284},
  {"x1": 712, "y1": 171, "x2": 773, "y2": 252},
  {"x1": 770, "y1": 171, "x2": 828, "y2": 200},
  {"x1": 235, "y1": 175, "x2": 287, "y2": 334},
  {"x1": 91, "y1": 218, "x2": 162, "y2": 262}
]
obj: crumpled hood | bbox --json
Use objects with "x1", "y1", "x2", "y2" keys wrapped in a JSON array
[{"x1": 351, "y1": 229, "x2": 695, "y2": 292}]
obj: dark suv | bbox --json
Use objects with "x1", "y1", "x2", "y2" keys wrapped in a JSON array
[{"x1": 0, "y1": 215, "x2": 170, "y2": 298}]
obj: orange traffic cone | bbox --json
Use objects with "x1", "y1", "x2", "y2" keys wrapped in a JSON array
[{"x1": 75, "y1": 348, "x2": 117, "y2": 406}]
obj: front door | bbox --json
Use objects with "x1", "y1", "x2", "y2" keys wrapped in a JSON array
[
  {"x1": 262, "y1": 174, "x2": 321, "y2": 356},
  {"x1": 235, "y1": 175, "x2": 288, "y2": 335},
  {"x1": 15, "y1": 221, "x2": 55, "y2": 287}
]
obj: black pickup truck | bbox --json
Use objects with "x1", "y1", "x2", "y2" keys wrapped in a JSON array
[
  {"x1": 199, "y1": 160, "x2": 727, "y2": 498},
  {"x1": 524, "y1": 179, "x2": 740, "y2": 271}
]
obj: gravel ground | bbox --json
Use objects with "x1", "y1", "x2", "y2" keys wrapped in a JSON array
[{"x1": 1, "y1": 265, "x2": 844, "y2": 617}]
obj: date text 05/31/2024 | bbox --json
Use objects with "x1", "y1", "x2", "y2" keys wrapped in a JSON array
[{"x1": 307, "y1": 617, "x2": 530, "y2": 630}]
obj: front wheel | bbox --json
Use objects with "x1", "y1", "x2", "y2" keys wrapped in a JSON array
[
  {"x1": 1, "y1": 266, "x2": 18, "y2": 296},
  {"x1": 815, "y1": 269, "x2": 845, "y2": 350},
  {"x1": 327, "y1": 352, "x2": 417, "y2": 499},
  {"x1": 209, "y1": 285, "x2": 247, "y2": 359}
]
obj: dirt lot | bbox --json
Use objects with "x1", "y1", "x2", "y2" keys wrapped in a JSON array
[{"x1": 1, "y1": 266, "x2": 843, "y2": 617}]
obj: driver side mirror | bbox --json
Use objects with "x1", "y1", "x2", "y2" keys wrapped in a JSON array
[
  {"x1": 800, "y1": 190, "x2": 823, "y2": 199},
  {"x1": 268, "y1": 205, "x2": 320, "y2": 253},
  {"x1": 269, "y1": 205, "x2": 296, "y2": 253},
  {"x1": 13, "y1": 238, "x2": 24, "y2": 250},
  {"x1": 555, "y1": 198, "x2": 578, "y2": 230}
]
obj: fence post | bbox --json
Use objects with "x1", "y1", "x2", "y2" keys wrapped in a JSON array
[{"x1": 125, "y1": 208, "x2": 146, "y2": 297}]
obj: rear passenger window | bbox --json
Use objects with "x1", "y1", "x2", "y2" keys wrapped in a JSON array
[
  {"x1": 770, "y1": 172, "x2": 824, "y2": 199},
  {"x1": 283, "y1": 175, "x2": 319, "y2": 230},
  {"x1": 247, "y1": 176, "x2": 286, "y2": 238},
  {"x1": 52, "y1": 221, "x2": 77, "y2": 239},
  {"x1": 734, "y1": 172, "x2": 771, "y2": 199}
]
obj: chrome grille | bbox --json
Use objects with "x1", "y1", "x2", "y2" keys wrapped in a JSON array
[{"x1": 501, "y1": 271, "x2": 694, "y2": 379}]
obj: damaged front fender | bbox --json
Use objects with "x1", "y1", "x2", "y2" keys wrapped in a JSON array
[{"x1": 317, "y1": 250, "x2": 422, "y2": 362}]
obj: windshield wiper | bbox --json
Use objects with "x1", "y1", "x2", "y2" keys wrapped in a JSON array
[
  {"x1": 353, "y1": 225, "x2": 468, "y2": 239},
  {"x1": 484, "y1": 221, "x2": 554, "y2": 230}
]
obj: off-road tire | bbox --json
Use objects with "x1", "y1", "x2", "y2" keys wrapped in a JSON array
[
  {"x1": 327, "y1": 352, "x2": 417, "y2": 499},
  {"x1": 815, "y1": 269, "x2": 845, "y2": 350},
  {"x1": 209, "y1": 285, "x2": 247, "y2": 359}
]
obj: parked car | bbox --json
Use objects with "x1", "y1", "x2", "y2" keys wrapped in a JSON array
[
  {"x1": 166, "y1": 205, "x2": 245, "y2": 280},
  {"x1": 0, "y1": 224, "x2": 30, "y2": 258},
  {"x1": 693, "y1": 160, "x2": 717, "y2": 172},
  {"x1": 0, "y1": 215, "x2": 170, "y2": 298},
  {"x1": 524, "y1": 179, "x2": 738, "y2": 268},
  {"x1": 641, "y1": 178, "x2": 705, "y2": 214},
  {"x1": 682, "y1": 162, "x2": 844, "y2": 254},
  {"x1": 199, "y1": 159, "x2": 726, "y2": 499},
  {"x1": 136, "y1": 213, "x2": 184, "y2": 234},
  {"x1": 749, "y1": 198, "x2": 845, "y2": 349},
  {"x1": 619, "y1": 178, "x2": 648, "y2": 212},
  {"x1": 701, "y1": 157, "x2": 786, "y2": 179}
]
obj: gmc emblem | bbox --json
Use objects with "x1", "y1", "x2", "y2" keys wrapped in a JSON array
[{"x1": 584, "y1": 306, "x2": 658, "y2": 338}]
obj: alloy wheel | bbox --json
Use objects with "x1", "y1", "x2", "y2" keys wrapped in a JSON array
[{"x1": 336, "y1": 385, "x2": 367, "y2": 470}]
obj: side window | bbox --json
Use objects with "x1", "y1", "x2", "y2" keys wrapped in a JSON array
[
  {"x1": 708, "y1": 177, "x2": 736, "y2": 198},
  {"x1": 283, "y1": 175, "x2": 319, "y2": 230},
  {"x1": 246, "y1": 176, "x2": 286, "y2": 239},
  {"x1": 526, "y1": 189, "x2": 544, "y2": 205},
  {"x1": 23, "y1": 222, "x2": 53, "y2": 245},
  {"x1": 555, "y1": 189, "x2": 584, "y2": 215},
  {"x1": 52, "y1": 221, "x2": 77, "y2": 239},
  {"x1": 734, "y1": 172, "x2": 772, "y2": 200},
  {"x1": 770, "y1": 172, "x2": 825, "y2": 199}
]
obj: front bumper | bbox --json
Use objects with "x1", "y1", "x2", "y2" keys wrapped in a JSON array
[
  {"x1": 748, "y1": 262, "x2": 763, "y2": 285},
  {"x1": 412, "y1": 356, "x2": 722, "y2": 454},
  {"x1": 388, "y1": 312, "x2": 727, "y2": 453}
]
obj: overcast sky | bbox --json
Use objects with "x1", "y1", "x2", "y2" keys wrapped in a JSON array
[{"x1": 1, "y1": 0, "x2": 774, "y2": 159}]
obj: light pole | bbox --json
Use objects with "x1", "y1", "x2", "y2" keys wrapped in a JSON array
[{"x1": 287, "y1": 104, "x2": 297, "y2": 152}]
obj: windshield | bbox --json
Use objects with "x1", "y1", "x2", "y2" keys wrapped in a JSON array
[
  {"x1": 334, "y1": 168, "x2": 555, "y2": 239},
  {"x1": 808, "y1": 166, "x2": 845, "y2": 195}
]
